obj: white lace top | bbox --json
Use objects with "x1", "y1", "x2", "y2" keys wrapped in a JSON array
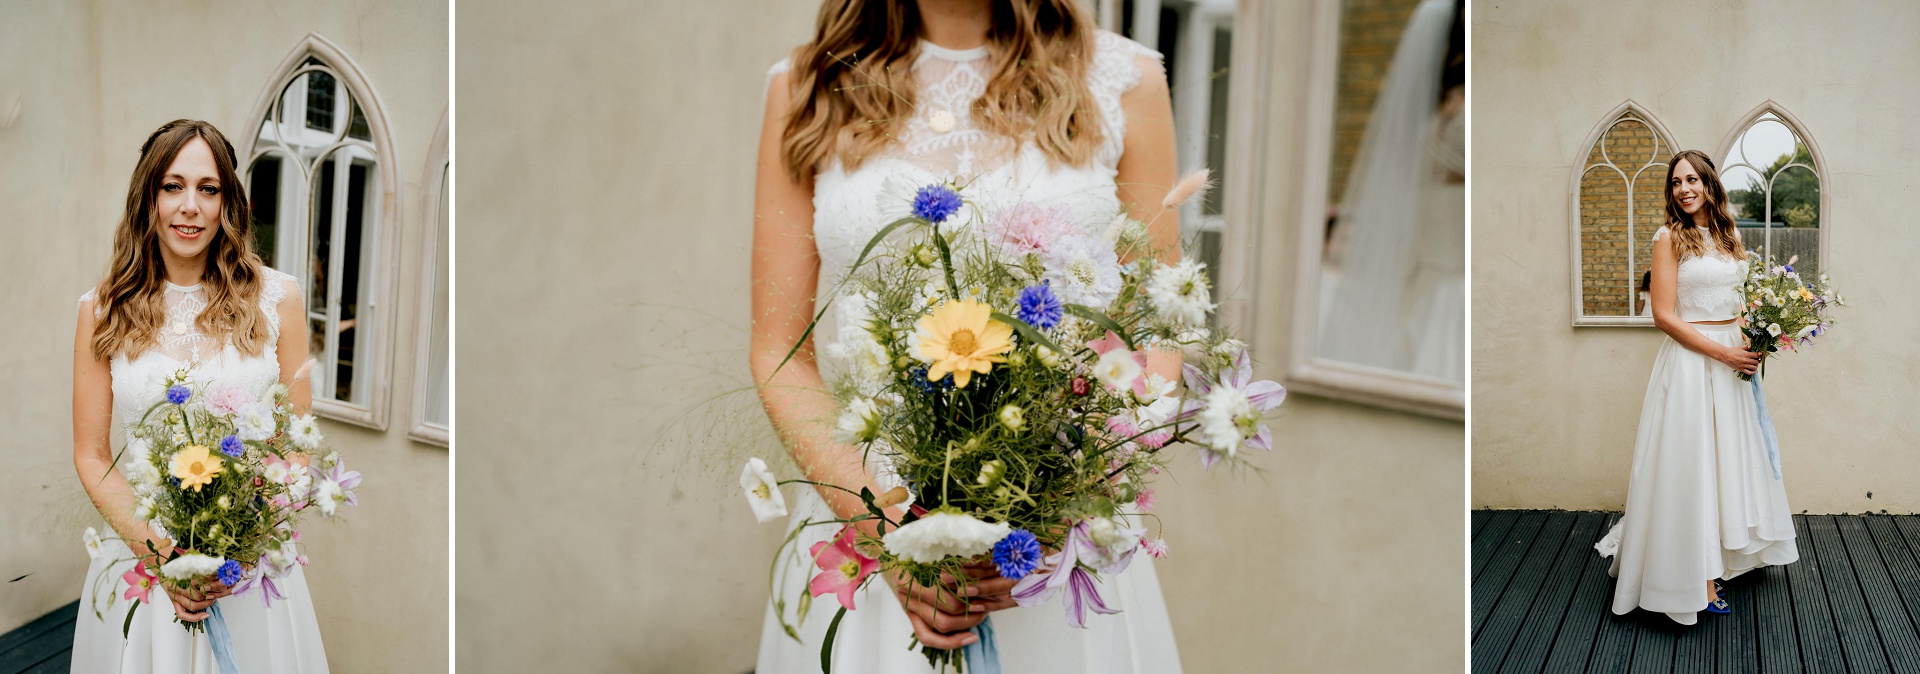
[
  {"x1": 80, "y1": 268, "x2": 300, "y2": 424},
  {"x1": 1654, "y1": 226, "x2": 1745, "y2": 322},
  {"x1": 769, "y1": 31, "x2": 1164, "y2": 291}
]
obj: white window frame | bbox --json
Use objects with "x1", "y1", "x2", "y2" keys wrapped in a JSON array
[
  {"x1": 1713, "y1": 100, "x2": 1828, "y2": 275},
  {"x1": 1568, "y1": 100, "x2": 1681, "y2": 327},
  {"x1": 409, "y1": 108, "x2": 451, "y2": 447},
  {"x1": 241, "y1": 33, "x2": 401, "y2": 430},
  {"x1": 1274, "y1": 0, "x2": 1461, "y2": 419}
]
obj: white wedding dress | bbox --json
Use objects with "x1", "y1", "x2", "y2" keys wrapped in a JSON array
[
  {"x1": 72, "y1": 270, "x2": 331, "y2": 673},
  {"x1": 755, "y1": 32, "x2": 1183, "y2": 673},
  {"x1": 1596, "y1": 227, "x2": 1798, "y2": 625}
]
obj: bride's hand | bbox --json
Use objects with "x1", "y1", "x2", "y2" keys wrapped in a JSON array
[
  {"x1": 1718, "y1": 345, "x2": 1762, "y2": 375},
  {"x1": 955, "y1": 559, "x2": 1020, "y2": 613},
  {"x1": 886, "y1": 568, "x2": 986, "y2": 649}
]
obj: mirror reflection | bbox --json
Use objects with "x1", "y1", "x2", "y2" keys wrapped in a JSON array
[
  {"x1": 1721, "y1": 113, "x2": 1821, "y2": 279},
  {"x1": 1315, "y1": 0, "x2": 1464, "y2": 383}
]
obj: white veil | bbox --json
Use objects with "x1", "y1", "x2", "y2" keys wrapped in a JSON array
[{"x1": 1316, "y1": 0, "x2": 1457, "y2": 372}]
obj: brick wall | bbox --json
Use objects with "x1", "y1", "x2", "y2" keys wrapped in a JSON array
[{"x1": 1329, "y1": 0, "x2": 1424, "y2": 203}]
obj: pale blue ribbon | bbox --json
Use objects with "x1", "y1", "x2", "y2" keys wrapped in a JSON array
[
  {"x1": 1751, "y1": 377, "x2": 1783, "y2": 480},
  {"x1": 206, "y1": 600, "x2": 240, "y2": 674},
  {"x1": 961, "y1": 615, "x2": 1001, "y2": 674}
]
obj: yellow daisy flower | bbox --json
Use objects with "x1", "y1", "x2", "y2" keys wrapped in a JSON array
[
  {"x1": 169, "y1": 444, "x2": 222, "y2": 492},
  {"x1": 911, "y1": 299, "x2": 1014, "y2": 388}
]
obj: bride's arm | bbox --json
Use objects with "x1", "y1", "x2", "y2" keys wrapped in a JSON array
[
  {"x1": 1115, "y1": 53, "x2": 1184, "y2": 380},
  {"x1": 1649, "y1": 234, "x2": 1759, "y2": 374},
  {"x1": 71, "y1": 299, "x2": 166, "y2": 560},
  {"x1": 751, "y1": 69, "x2": 991, "y2": 648}
]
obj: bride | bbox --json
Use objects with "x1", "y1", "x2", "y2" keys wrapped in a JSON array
[
  {"x1": 70, "y1": 120, "x2": 330, "y2": 672},
  {"x1": 749, "y1": 0, "x2": 1184, "y2": 670},
  {"x1": 1596, "y1": 149, "x2": 1798, "y2": 625}
]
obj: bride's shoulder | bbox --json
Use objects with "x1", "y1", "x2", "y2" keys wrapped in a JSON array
[
  {"x1": 1653, "y1": 225, "x2": 1672, "y2": 242},
  {"x1": 257, "y1": 266, "x2": 300, "y2": 309},
  {"x1": 1090, "y1": 29, "x2": 1165, "y2": 93}
]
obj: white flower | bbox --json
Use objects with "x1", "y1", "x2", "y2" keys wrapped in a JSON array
[
  {"x1": 263, "y1": 459, "x2": 292, "y2": 485},
  {"x1": 317, "y1": 451, "x2": 341, "y2": 472},
  {"x1": 1132, "y1": 374, "x2": 1177, "y2": 406},
  {"x1": 1198, "y1": 387, "x2": 1254, "y2": 456},
  {"x1": 1796, "y1": 325, "x2": 1818, "y2": 339},
  {"x1": 1767, "y1": 323, "x2": 1783, "y2": 336},
  {"x1": 833, "y1": 397, "x2": 883, "y2": 445},
  {"x1": 134, "y1": 496, "x2": 156, "y2": 520},
  {"x1": 266, "y1": 538, "x2": 302, "y2": 574},
  {"x1": 235, "y1": 402, "x2": 277, "y2": 441},
  {"x1": 1145, "y1": 259, "x2": 1216, "y2": 326},
  {"x1": 148, "y1": 519, "x2": 169, "y2": 542},
  {"x1": 313, "y1": 479, "x2": 344, "y2": 517},
  {"x1": 289, "y1": 414, "x2": 323, "y2": 451},
  {"x1": 1043, "y1": 235, "x2": 1123, "y2": 308},
  {"x1": 739, "y1": 457, "x2": 788, "y2": 523},
  {"x1": 287, "y1": 464, "x2": 313, "y2": 501},
  {"x1": 883, "y1": 511, "x2": 1011, "y2": 563},
  {"x1": 997, "y1": 405, "x2": 1025, "y2": 431},
  {"x1": 831, "y1": 337, "x2": 892, "y2": 396},
  {"x1": 83, "y1": 527, "x2": 104, "y2": 561},
  {"x1": 159, "y1": 553, "x2": 223, "y2": 580},
  {"x1": 1081, "y1": 517, "x2": 1145, "y2": 571},
  {"x1": 1092, "y1": 349, "x2": 1143, "y2": 394}
]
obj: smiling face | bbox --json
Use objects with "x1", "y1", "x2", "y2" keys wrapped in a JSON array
[
  {"x1": 1670, "y1": 157, "x2": 1705, "y2": 218},
  {"x1": 153, "y1": 137, "x2": 224, "y2": 270}
]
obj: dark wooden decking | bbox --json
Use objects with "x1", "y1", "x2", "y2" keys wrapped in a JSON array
[
  {"x1": 1473, "y1": 510, "x2": 1920, "y2": 673},
  {"x1": 0, "y1": 601, "x2": 75, "y2": 673}
]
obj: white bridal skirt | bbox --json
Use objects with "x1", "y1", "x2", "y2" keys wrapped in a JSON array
[
  {"x1": 1597, "y1": 322, "x2": 1798, "y2": 625},
  {"x1": 756, "y1": 488, "x2": 1183, "y2": 673},
  {"x1": 71, "y1": 536, "x2": 330, "y2": 673}
]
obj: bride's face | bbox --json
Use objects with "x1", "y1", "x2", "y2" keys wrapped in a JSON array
[
  {"x1": 153, "y1": 137, "x2": 224, "y2": 264},
  {"x1": 1670, "y1": 158, "x2": 1705, "y2": 217}
]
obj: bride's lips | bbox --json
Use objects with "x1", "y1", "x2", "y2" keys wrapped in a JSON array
[{"x1": 170, "y1": 224, "x2": 206, "y2": 240}]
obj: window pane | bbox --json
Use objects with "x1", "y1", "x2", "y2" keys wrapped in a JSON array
[
  {"x1": 305, "y1": 71, "x2": 336, "y2": 132},
  {"x1": 1577, "y1": 117, "x2": 1668, "y2": 317},
  {"x1": 248, "y1": 157, "x2": 281, "y2": 269}
]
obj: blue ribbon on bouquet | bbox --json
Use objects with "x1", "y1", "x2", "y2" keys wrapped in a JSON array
[
  {"x1": 961, "y1": 615, "x2": 1001, "y2": 674},
  {"x1": 1750, "y1": 377, "x2": 1783, "y2": 480},
  {"x1": 206, "y1": 600, "x2": 241, "y2": 674}
]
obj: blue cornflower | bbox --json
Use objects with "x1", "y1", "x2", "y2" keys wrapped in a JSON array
[
  {"x1": 1016, "y1": 281, "x2": 1064, "y2": 330},
  {"x1": 165, "y1": 385, "x2": 191, "y2": 405},
  {"x1": 907, "y1": 365, "x2": 954, "y2": 394},
  {"x1": 992, "y1": 529, "x2": 1043, "y2": 580},
  {"x1": 217, "y1": 559, "x2": 244, "y2": 586},
  {"x1": 218, "y1": 434, "x2": 245, "y2": 458},
  {"x1": 912, "y1": 184, "x2": 963, "y2": 224}
]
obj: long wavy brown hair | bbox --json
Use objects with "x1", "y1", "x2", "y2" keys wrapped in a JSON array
[
  {"x1": 1663, "y1": 149, "x2": 1743, "y2": 260},
  {"x1": 780, "y1": 0, "x2": 1103, "y2": 181},
  {"x1": 91, "y1": 120, "x2": 269, "y2": 362}
]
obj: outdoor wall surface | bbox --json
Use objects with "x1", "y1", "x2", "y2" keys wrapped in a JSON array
[
  {"x1": 455, "y1": 1, "x2": 1463, "y2": 671},
  {"x1": 1472, "y1": 0, "x2": 1920, "y2": 514},
  {"x1": 0, "y1": 2, "x2": 449, "y2": 671}
]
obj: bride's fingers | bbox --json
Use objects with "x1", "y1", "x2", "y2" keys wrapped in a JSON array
[
  {"x1": 897, "y1": 585, "x2": 987, "y2": 633},
  {"x1": 904, "y1": 610, "x2": 978, "y2": 650},
  {"x1": 960, "y1": 576, "x2": 1018, "y2": 598},
  {"x1": 905, "y1": 578, "x2": 978, "y2": 615}
]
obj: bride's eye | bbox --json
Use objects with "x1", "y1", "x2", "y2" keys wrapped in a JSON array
[
  {"x1": 163, "y1": 183, "x2": 182, "y2": 192},
  {"x1": 200, "y1": 185, "x2": 221, "y2": 195}
]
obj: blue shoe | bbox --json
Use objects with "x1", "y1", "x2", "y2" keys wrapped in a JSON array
[{"x1": 1705, "y1": 581, "x2": 1730, "y2": 615}]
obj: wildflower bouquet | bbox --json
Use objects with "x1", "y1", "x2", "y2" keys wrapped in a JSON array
[
  {"x1": 1738, "y1": 253, "x2": 1844, "y2": 381},
  {"x1": 746, "y1": 170, "x2": 1283, "y2": 672},
  {"x1": 91, "y1": 368, "x2": 360, "y2": 639}
]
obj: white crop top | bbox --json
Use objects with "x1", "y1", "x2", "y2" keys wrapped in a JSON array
[{"x1": 1654, "y1": 226, "x2": 1745, "y2": 322}]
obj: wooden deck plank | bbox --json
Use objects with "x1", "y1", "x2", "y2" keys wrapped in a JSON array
[
  {"x1": 0, "y1": 602, "x2": 75, "y2": 674},
  {"x1": 1866, "y1": 516, "x2": 1920, "y2": 648},
  {"x1": 1542, "y1": 513, "x2": 1624, "y2": 674},
  {"x1": 1840, "y1": 516, "x2": 1920, "y2": 673},
  {"x1": 1473, "y1": 511, "x2": 1576, "y2": 668},
  {"x1": 1788, "y1": 516, "x2": 1853, "y2": 674},
  {"x1": 1498, "y1": 512, "x2": 1609, "y2": 674},
  {"x1": 1717, "y1": 572, "x2": 1759, "y2": 674},
  {"x1": 1806, "y1": 515, "x2": 1892, "y2": 673},
  {"x1": 1473, "y1": 511, "x2": 1551, "y2": 634},
  {"x1": 1627, "y1": 618, "x2": 1677, "y2": 674},
  {"x1": 1474, "y1": 510, "x2": 1522, "y2": 582},
  {"x1": 1671, "y1": 600, "x2": 1716, "y2": 674},
  {"x1": 1587, "y1": 610, "x2": 1641, "y2": 674},
  {"x1": 1475, "y1": 508, "x2": 1491, "y2": 539}
]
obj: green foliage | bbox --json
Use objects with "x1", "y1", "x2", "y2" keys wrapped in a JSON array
[{"x1": 1730, "y1": 143, "x2": 1819, "y2": 228}]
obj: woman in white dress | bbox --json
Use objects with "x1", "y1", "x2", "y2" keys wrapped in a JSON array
[
  {"x1": 1596, "y1": 149, "x2": 1798, "y2": 625},
  {"x1": 749, "y1": 0, "x2": 1184, "y2": 670},
  {"x1": 70, "y1": 120, "x2": 330, "y2": 672}
]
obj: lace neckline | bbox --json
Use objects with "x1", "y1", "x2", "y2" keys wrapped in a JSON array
[
  {"x1": 919, "y1": 40, "x2": 989, "y2": 63},
  {"x1": 167, "y1": 281, "x2": 203, "y2": 293}
]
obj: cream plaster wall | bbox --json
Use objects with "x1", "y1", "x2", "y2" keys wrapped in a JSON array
[
  {"x1": 1471, "y1": 0, "x2": 1920, "y2": 514},
  {"x1": 0, "y1": 2, "x2": 449, "y2": 671},
  {"x1": 454, "y1": 1, "x2": 1463, "y2": 671}
]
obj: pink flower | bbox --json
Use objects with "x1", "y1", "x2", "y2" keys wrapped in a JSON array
[
  {"x1": 808, "y1": 526, "x2": 879, "y2": 610},
  {"x1": 204, "y1": 385, "x2": 254, "y2": 417},
  {"x1": 1141, "y1": 538, "x2": 1169, "y2": 559},
  {"x1": 1134, "y1": 488, "x2": 1157, "y2": 512},
  {"x1": 122, "y1": 563, "x2": 157, "y2": 604},
  {"x1": 987, "y1": 202, "x2": 1076, "y2": 257}
]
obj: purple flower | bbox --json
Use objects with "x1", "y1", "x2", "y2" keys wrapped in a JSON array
[
  {"x1": 233, "y1": 556, "x2": 286, "y2": 608},
  {"x1": 912, "y1": 184, "x2": 963, "y2": 224},
  {"x1": 1179, "y1": 349, "x2": 1287, "y2": 470},
  {"x1": 992, "y1": 529, "x2": 1043, "y2": 580},
  {"x1": 218, "y1": 434, "x2": 245, "y2": 458},
  {"x1": 217, "y1": 559, "x2": 244, "y2": 586},
  {"x1": 1015, "y1": 282, "x2": 1064, "y2": 330},
  {"x1": 166, "y1": 385, "x2": 191, "y2": 405},
  {"x1": 1011, "y1": 521, "x2": 1123, "y2": 628}
]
